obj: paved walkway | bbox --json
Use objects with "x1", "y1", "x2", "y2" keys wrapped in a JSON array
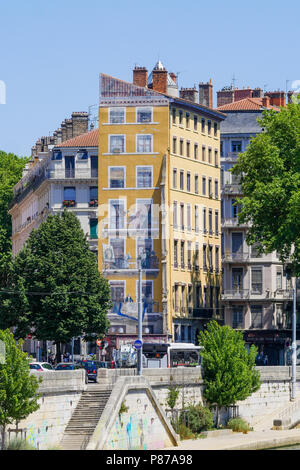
[{"x1": 167, "y1": 429, "x2": 300, "y2": 450}]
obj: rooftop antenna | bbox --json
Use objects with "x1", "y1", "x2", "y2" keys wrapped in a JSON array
[{"x1": 231, "y1": 73, "x2": 237, "y2": 90}]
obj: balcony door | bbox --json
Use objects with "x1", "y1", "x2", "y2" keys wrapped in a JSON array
[
  {"x1": 232, "y1": 232, "x2": 243, "y2": 256},
  {"x1": 232, "y1": 268, "x2": 243, "y2": 292},
  {"x1": 65, "y1": 156, "x2": 75, "y2": 178},
  {"x1": 91, "y1": 156, "x2": 98, "y2": 178}
]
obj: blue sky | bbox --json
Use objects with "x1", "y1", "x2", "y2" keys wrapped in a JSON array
[{"x1": 0, "y1": 0, "x2": 299, "y2": 156}]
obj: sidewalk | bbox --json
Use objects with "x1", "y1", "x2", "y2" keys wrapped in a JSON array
[{"x1": 167, "y1": 429, "x2": 300, "y2": 450}]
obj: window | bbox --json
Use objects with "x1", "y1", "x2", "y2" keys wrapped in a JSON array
[
  {"x1": 187, "y1": 172, "x2": 191, "y2": 192},
  {"x1": 90, "y1": 219, "x2": 98, "y2": 239},
  {"x1": 209, "y1": 246, "x2": 213, "y2": 272},
  {"x1": 181, "y1": 241, "x2": 185, "y2": 268},
  {"x1": 232, "y1": 307, "x2": 243, "y2": 329},
  {"x1": 65, "y1": 156, "x2": 75, "y2": 178},
  {"x1": 136, "y1": 166, "x2": 152, "y2": 188},
  {"x1": 91, "y1": 156, "x2": 98, "y2": 177},
  {"x1": 137, "y1": 238, "x2": 153, "y2": 269},
  {"x1": 232, "y1": 232, "x2": 243, "y2": 254},
  {"x1": 186, "y1": 113, "x2": 190, "y2": 128},
  {"x1": 232, "y1": 141, "x2": 242, "y2": 152},
  {"x1": 174, "y1": 240, "x2": 178, "y2": 267},
  {"x1": 187, "y1": 204, "x2": 191, "y2": 230},
  {"x1": 215, "y1": 211, "x2": 219, "y2": 235},
  {"x1": 64, "y1": 187, "x2": 75, "y2": 201},
  {"x1": 137, "y1": 107, "x2": 152, "y2": 123},
  {"x1": 195, "y1": 205, "x2": 199, "y2": 233},
  {"x1": 180, "y1": 171, "x2": 184, "y2": 190},
  {"x1": 110, "y1": 281, "x2": 125, "y2": 307},
  {"x1": 186, "y1": 141, "x2": 190, "y2": 158},
  {"x1": 215, "y1": 246, "x2": 219, "y2": 272},
  {"x1": 214, "y1": 150, "x2": 218, "y2": 166},
  {"x1": 194, "y1": 143, "x2": 198, "y2": 160},
  {"x1": 173, "y1": 137, "x2": 177, "y2": 154},
  {"x1": 202, "y1": 146, "x2": 206, "y2": 161},
  {"x1": 109, "y1": 107, "x2": 125, "y2": 124},
  {"x1": 214, "y1": 122, "x2": 218, "y2": 136},
  {"x1": 209, "y1": 209, "x2": 213, "y2": 235},
  {"x1": 109, "y1": 167, "x2": 125, "y2": 188},
  {"x1": 109, "y1": 135, "x2": 125, "y2": 153},
  {"x1": 180, "y1": 139, "x2": 184, "y2": 156},
  {"x1": 195, "y1": 174, "x2": 199, "y2": 194},
  {"x1": 203, "y1": 208, "x2": 207, "y2": 233},
  {"x1": 194, "y1": 115, "x2": 198, "y2": 131},
  {"x1": 90, "y1": 186, "x2": 98, "y2": 203},
  {"x1": 173, "y1": 201, "x2": 178, "y2": 228},
  {"x1": 135, "y1": 199, "x2": 152, "y2": 232},
  {"x1": 215, "y1": 179, "x2": 219, "y2": 198},
  {"x1": 208, "y1": 120, "x2": 211, "y2": 135},
  {"x1": 251, "y1": 305, "x2": 263, "y2": 328},
  {"x1": 52, "y1": 150, "x2": 62, "y2": 160},
  {"x1": 231, "y1": 198, "x2": 239, "y2": 218},
  {"x1": 173, "y1": 169, "x2": 177, "y2": 188},
  {"x1": 208, "y1": 148, "x2": 212, "y2": 164},
  {"x1": 109, "y1": 238, "x2": 125, "y2": 266},
  {"x1": 187, "y1": 242, "x2": 192, "y2": 269},
  {"x1": 109, "y1": 199, "x2": 126, "y2": 230},
  {"x1": 137, "y1": 134, "x2": 152, "y2": 153},
  {"x1": 201, "y1": 118, "x2": 205, "y2": 133},
  {"x1": 172, "y1": 108, "x2": 176, "y2": 124},
  {"x1": 276, "y1": 268, "x2": 282, "y2": 290},
  {"x1": 251, "y1": 267, "x2": 263, "y2": 294},
  {"x1": 220, "y1": 141, "x2": 224, "y2": 157},
  {"x1": 180, "y1": 203, "x2": 184, "y2": 230},
  {"x1": 251, "y1": 242, "x2": 262, "y2": 258},
  {"x1": 195, "y1": 244, "x2": 199, "y2": 271},
  {"x1": 208, "y1": 178, "x2": 212, "y2": 197},
  {"x1": 202, "y1": 177, "x2": 206, "y2": 195},
  {"x1": 179, "y1": 110, "x2": 183, "y2": 125},
  {"x1": 203, "y1": 245, "x2": 207, "y2": 270}
]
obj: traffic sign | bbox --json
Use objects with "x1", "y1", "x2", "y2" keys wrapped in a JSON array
[{"x1": 134, "y1": 340, "x2": 142, "y2": 350}]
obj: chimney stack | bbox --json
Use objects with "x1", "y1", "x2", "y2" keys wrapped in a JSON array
[
  {"x1": 199, "y1": 79, "x2": 213, "y2": 108},
  {"x1": 180, "y1": 87, "x2": 199, "y2": 103},
  {"x1": 264, "y1": 91, "x2": 286, "y2": 107},
  {"x1": 133, "y1": 66, "x2": 148, "y2": 88},
  {"x1": 170, "y1": 72, "x2": 177, "y2": 84},
  {"x1": 262, "y1": 96, "x2": 270, "y2": 108},
  {"x1": 152, "y1": 65, "x2": 168, "y2": 94}
]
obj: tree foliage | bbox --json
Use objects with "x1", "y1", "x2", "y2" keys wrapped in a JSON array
[
  {"x1": 0, "y1": 211, "x2": 111, "y2": 346},
  {"x1": 231, "y1": 102, "x2": 300, "y2": 275},
  {"x1": 0, "y1": 150, "x2": 28, "y2": 287},
  {"x1": 199, "y1": 321, "x2": 260, "y2": 419},
  {"x1": 0, "y1": 329, "x2": 41, "y2": 450}
]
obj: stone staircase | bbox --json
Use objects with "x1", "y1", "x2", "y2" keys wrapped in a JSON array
[
  {"x1": 251, "y1": 395, "x2": 300, "y2": 431},
  {"x1": 60, "y1": 386, "x2": 112, "y2": 450}
]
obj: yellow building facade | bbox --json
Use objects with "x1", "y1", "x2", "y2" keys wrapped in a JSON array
[{"x1": 98, "y1": 74, "x2": 225, "y2": 349}]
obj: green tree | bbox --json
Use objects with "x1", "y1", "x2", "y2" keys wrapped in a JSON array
[
  {"x1": 0, "y1": 211, "x2": 111, "y2": 361},
  {"x1": 198, "y1": 321, "x2": 260, "y2": 427},
  {"x1": 0, "y1": 151, "x2": 28, "y2": 287},
  {"x1": 231, "y1": 101, "x2": 300, "y2": 275},
  {"x1": 0, "y1": 329, "x2": 41, "y2": 450}
]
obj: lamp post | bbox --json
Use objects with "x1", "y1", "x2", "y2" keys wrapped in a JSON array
[
  {"x1": 291, "y1": 279, "x2": 297, "y2": 400},
  {"x1": 137, "y1": 257, "x2": 143, "y2": 376}
]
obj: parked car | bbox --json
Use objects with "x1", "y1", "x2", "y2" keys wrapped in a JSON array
[
  {"x1": 29, "y1": 362, "x2": 54, "y2": 371},
  {"x1": 55, "y1": 362, "x2": 88, "y2": 383},
  {"x1": 76, "y1": 360, "x2": 98, "y2": 383}
]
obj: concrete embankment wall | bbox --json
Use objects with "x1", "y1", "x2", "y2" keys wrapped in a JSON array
[
  {"x1": 8, "y1": 370, "x2": 87, "y2": 450},
  {"x1": 97, "y1": 366, "x2": 300, "y2": 426}
]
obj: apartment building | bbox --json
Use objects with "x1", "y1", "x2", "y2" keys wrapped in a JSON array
[
  {"x1": 9, "y1": 119, "x2": 98, "y2": 358},
  {"x1": 98, "y1": 63, "x2": 226, "y2": 352},
  {"x1": 218, "y1": 94, "x2": 293, "y2": 365}
]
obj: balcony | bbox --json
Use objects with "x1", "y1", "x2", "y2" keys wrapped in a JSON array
[
  {"x1": 221, "y1": 218, "x2": 248, "y2": 228},
  {"x1": 89, "y1": 199, "x2": 98, "y2": 207},
  {"x1": 222, "y1": 289, "x2": 250, "y2": 300},
  {"x1": 103, "y1": 255, "x2": 159, "y2": 273},
  {"x1": 62, "y1": 200, "x2": 76, "y2": 208},
  {"x1": 222, "y1": 184, "x2": 242, "y2": 196},
  {"x1": 222, "y1": 251, "x2": 250, "y2": 263}
]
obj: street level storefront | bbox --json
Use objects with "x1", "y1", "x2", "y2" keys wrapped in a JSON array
[{"x1": 244, "y1": 330, "x2": 291, "y2": 366}]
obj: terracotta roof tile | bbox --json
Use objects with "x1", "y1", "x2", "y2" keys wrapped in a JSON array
[
  {"x1": 217, "y1": 97, "x2": 280, "y2": 112},
  {"x1": 55, "y1": 128, "x2": 98, "y2": 148}
]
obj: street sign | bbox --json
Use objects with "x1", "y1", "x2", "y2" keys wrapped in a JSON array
[{"x1": 134, "y1": 340, "x2": 142, "y2": 350}]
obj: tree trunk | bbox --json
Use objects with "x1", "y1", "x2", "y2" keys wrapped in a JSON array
[{"x1": 1, "y1": 425, "x2": 6, "y2": 450}]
